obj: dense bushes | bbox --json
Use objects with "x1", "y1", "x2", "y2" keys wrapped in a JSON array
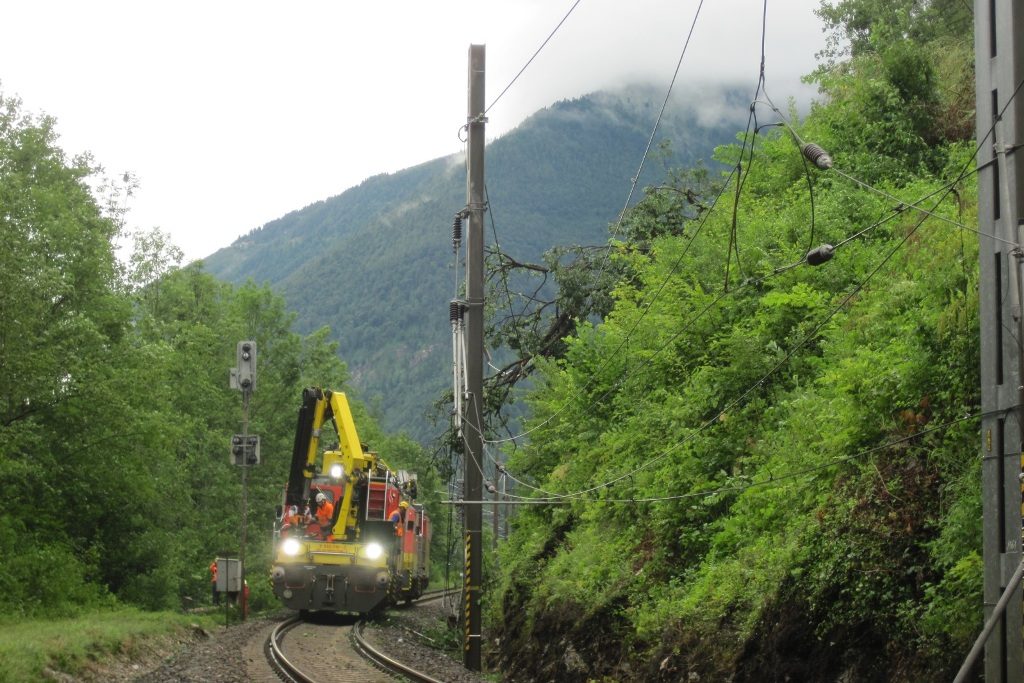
[{"x1": 488, "y1": 3, "x2": 985, "y2": 679}]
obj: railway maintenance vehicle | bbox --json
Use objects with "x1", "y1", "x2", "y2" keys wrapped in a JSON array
[{"x1": 271, "y1": 388, "x2": 430, "y2": 614}]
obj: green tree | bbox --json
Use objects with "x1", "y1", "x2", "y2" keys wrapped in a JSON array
[{"x1": 0, "y1": 92, "x2": 132, "y2": 615}]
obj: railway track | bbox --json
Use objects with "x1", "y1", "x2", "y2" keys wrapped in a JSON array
[
  {"x1": 351, "y1": 621, "x2": 446, "y2": 683},
  {"x1": 266, "y1": 589, "x2": 460, "y2": 683},
  {"x1": 413, "y1": 588, "x2": 460, "y2": 604}
]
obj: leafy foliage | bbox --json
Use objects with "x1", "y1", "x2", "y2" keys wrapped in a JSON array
[
  {"x1": 0, "y1": 92, "x2": 439, "y2": 617},
  {"x1": 488, "y1": 7, "x2": 986, "y2": 680}
]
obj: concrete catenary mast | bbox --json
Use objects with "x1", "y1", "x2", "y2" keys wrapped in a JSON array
[
  {"x1": 463, "y1": 43, "x2": 486, "y2": 672},
  {"x1": 976, "y1": 0, "x2": 1024, "y2": 678}
]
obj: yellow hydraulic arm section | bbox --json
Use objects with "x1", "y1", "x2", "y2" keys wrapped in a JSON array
[{"x1": 299, "y1": 389, "x2": 377, "y2": 539}]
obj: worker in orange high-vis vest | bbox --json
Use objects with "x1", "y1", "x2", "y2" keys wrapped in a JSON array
[
  {"x1": 389, "y1": 500, "x2": 409, "y2": 537},
  {"x1": 209, "y1": 560, "x2": 219, "y2": 605},
  {"x1": 314, "y1": 492, "x2": 334, "y2": 538}
]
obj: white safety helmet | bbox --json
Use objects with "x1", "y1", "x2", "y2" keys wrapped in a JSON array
[{"x1": 315, "y1": 492, "x2": 326, "y2": 504}]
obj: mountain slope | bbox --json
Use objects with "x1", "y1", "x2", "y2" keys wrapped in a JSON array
[{"x1": 203, "y1": 85, "x2": 742, "y2": 441}]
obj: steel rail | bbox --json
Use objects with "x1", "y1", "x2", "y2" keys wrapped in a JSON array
[
  {"x1": 351, "y1": 620, "x2": 447, "y2": 683},
  {"x1": 414, "y1": 587, "x2": 460, "y2": 604},
  {"x1": 267, "y1": 590, "x2": 461, "y2": 683},
  {"x1": 266, "y1": 616, "x2": 317, "y2": 683}
]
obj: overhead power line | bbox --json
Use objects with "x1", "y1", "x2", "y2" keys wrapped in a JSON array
[
  {"x1": 485, "y1": 0, "x2": 584, "y2": 116},
  {"x1": 615, "y1": 0, "x2": 707, "y2": 230},
  {"x1": 447, "y1": 412, "x2": 982, "y2": 506},
  {"x1": 485, "y1": 70, "x2": 1024, "y2": 454}
]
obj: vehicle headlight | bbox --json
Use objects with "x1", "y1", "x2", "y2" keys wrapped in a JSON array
[
  {"x1": 364, "y1": 542, "x2": 383, "y2": 560},
  {"x1": 330, "y1": 463, "x2": 344, "y2": 479},
  {"x1": 281, "y1": 538, "x2": 303, "y2": 557}
]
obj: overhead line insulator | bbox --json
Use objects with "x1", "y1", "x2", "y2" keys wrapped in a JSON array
[
  {"x1": 452, "y1": 214, "x2": 463, "y2": 252},
  {"x1": 806, "y1": 244, "x2": 835, "y2": 266},
  {"x1": 801, "y1": 143, "x2": 833, "y2": 170}
]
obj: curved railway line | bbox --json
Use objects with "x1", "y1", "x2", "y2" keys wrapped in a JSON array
[
  {"x1": 266, "y1": 589, "x2": 459, "y2": 683},
  {"x1": 351, "y1": 620, "x2": 446, "y2": 683}
]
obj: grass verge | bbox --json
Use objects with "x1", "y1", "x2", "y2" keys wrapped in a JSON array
[{"x1": 0, "y1": 607, "x2": 220, "y2": 683}]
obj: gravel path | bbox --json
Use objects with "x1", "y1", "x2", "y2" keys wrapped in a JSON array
[
  {"x1": 131, "y1": 615, "x2": 284, "y2": 683},
  {"x1": 360, "y1": 599, "x2": 492, "y2": 683},
  {"x1": 94, "y1": 598, "x2": 496, "y2": 683}
]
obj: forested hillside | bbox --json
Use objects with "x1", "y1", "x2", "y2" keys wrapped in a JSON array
[
  {"x1": 0, "y1": 94, "x2": 438, "y2": 619},
  {"x1": 488, "y1": 1, "x2": 982, "y2": 680},
  {"x1": 202, "y1": 86, "x2": 742, "y2": 442}
]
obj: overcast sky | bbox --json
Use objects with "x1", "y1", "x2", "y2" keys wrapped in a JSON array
[{"x1": 2, "y1": 0, "x2": 829, "y2": 262}]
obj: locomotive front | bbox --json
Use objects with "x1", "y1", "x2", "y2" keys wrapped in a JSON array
[{"x1": 272, "y1": 534, "x2": 392, "y2": 613}]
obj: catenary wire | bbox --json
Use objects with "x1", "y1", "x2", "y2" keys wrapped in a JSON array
[
  {"x1": 447, "y1": 412, "x2": 982, "y2": 506},
  {"x1": 466, "y1": 174, "x2": 970, "y2": 500},
  {"x1": 615, "y1": 0, "x2": 707, "y2": 231},
  {"x1": 485, "y1": 0, "x2": 585, "y2": 116}
]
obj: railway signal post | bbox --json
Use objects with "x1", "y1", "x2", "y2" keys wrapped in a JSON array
[{"x1": 230, "y1": 340, "x2": 258, "y2": 622}]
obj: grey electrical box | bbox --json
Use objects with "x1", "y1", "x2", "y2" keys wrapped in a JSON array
[{"x1": 216, "y1": 558, "x2": 242, "y2": 593}]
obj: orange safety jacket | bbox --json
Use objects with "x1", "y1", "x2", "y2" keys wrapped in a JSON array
[
  {"x1": 389, "y1": 510, "x2": 405, "y2": 537},
  {"x1": 209, "y1": 561, "x2": 218, "y2": 583},
  {"x1": 315, "y1": 501, "x2": 334, "y2": 527}
]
